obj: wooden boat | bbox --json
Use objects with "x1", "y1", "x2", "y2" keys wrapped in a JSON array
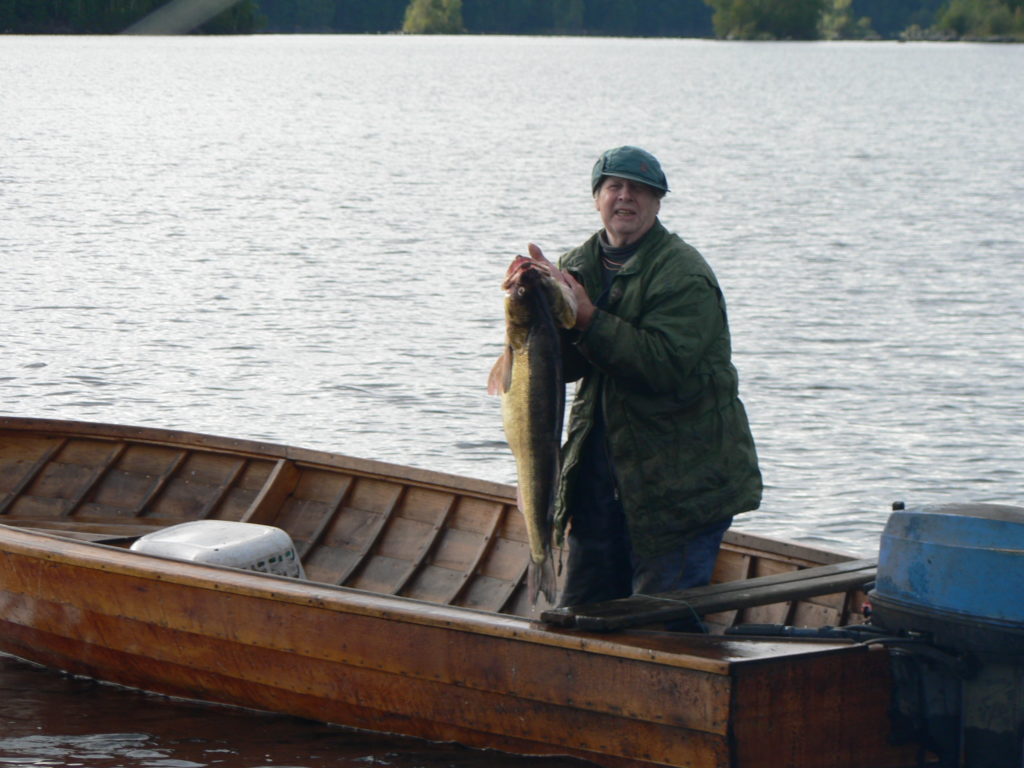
[{"x1": 0, "y1": 417, "x2": 921, "y2": 768}]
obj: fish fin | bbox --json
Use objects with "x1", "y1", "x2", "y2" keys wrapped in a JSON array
[
  {"x1": 486, "y1": 347, "x2": 513, "y2": 396},
  {"x1": 528, "y1": 555, "x2": 558, "y2": 606}
]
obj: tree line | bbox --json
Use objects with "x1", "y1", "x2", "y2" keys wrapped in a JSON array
[{"x1": 2, "y1": 0, "x2": 1021, "y2": 40}]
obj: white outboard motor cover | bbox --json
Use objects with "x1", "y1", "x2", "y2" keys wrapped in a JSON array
[{"x1": 131, "y1": 520, "x2": 305, "y2": 579}]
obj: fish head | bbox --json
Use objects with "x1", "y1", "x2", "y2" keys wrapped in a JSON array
[
  {"x1": 502, "y1": 255, "x2": 577, "y2": 330},
  {"x1": 502, "y1": 255, "x2": 535, "y2": 292},
  {"x1": 504, "y1": 277, "x2": 539, "y2": 327}
]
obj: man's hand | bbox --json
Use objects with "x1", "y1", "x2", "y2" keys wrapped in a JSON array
[
  {"x1": 526, "y1": 243, "x2": 561, "y2": 278},
  {"x1": 562, "y1": 271, "x2": 595, "y2": 330},
  {"x1": 527, "y1": 243, "x2": 594, "y2": 331}
]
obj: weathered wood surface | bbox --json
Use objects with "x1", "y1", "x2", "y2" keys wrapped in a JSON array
[{"x1": 542, "y1": 558, "x2": 877, "y2": 631}]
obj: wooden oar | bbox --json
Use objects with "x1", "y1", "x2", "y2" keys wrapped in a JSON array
[{"x1": 541, "y1": 558, "x2": 877, "y2": 632}]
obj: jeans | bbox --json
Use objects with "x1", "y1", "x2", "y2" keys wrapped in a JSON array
[
  {"x1": 631, "y1": 517, "x2": 732, "y2": 596},
  {"x1": 560, "y1": 511, "x2": 731, "y2": 606},
  {"x1": 559, "y1": 424, "x2": 732, "y2": 630}
]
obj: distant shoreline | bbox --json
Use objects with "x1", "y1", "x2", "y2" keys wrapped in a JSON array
[{"x1": 3, "y1": 30, "x2": 1022, "y2": 42}]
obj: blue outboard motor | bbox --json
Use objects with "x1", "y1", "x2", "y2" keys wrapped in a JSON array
[{"x1": 870, "y1": 503, "x2": 1024, "y2": 767}]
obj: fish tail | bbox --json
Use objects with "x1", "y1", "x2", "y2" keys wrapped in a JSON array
[{"x1": 527, "y1": 554, "x2": 557, "y2": 606}]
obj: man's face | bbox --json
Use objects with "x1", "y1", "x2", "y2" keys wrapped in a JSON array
[{"x1": 594, "y1": 176, "x2": 661, "y2": 247}]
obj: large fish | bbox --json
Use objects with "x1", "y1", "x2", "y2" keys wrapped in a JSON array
[{"x1": 488, "y1": 245, "x2": 577, "y2": 604}]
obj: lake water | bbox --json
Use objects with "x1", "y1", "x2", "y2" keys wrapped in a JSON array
[{"x1": 2, "y1": 34, "x2": 1022, "y2": 767}]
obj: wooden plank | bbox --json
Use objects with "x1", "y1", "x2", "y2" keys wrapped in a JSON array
[
  {"x1": 0, "y1": 519, "x2": 169, "y2": 537},
  {"x1": 0, "y1": 438, "x2": 67, "y2": 515},
  {"x1": 729, "y1": 645, "x2": 920, "y2": 768},
  {"x1": 62, "y1": 442, "x2": 128, "y2": 517},
  {"x1": 585, "y1": 565, "x2": 876, "y2": 632},
  {"x1": 195, "y1": 457, "x2": 247, "y2": 519},
  {"x1": 303, "y1": 544, "x2": 364, "y2": 585},
  {"x1": 7, "y1": 526, "x2": 143, "y2": 544},
  {"x1": 240, "y1": 459, "x2": 299, "y2": 525},
  {"x1": 703, "y1": 550, "x2": 754, "y2": 631},
  {"x1": 721, "y1": 529, "x2": 855, "y2": 567},
  {"x1": 129, "y1": 448, "x2": 189, "y2": 515},
  {"x1": 333, "y1": 484, "x2": 405, "y2": 586},
  {"x1": 734, "y1": 558, "x2": 807, "y2": 626},
  {"x1": 388, "y1": 493, "x2": 456, "y2": 595},
  {"x1": 541, "y1": 559, "x2": 877, "y2": 632},
  {"x1": 343, "y1": 488, "x2": 463, "y2": 596},
  {"x1": 295, "y1": 474, "x2": 354, "y2": 559},
  {"x1": 446, "y1": 498, "x2": 506, "y2": 606}
]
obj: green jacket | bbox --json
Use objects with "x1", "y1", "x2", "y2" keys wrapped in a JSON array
[{"x1": 556, "y1": 221, "x2": 762, "y2": 560}]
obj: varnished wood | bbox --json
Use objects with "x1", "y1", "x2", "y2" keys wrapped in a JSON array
[
  {"x1": 241, "y1": 459, "x2": 300, "y2": 525},
  {"x1": 0, "y1": 417, "x2": 922, "y2": 768},
  {"x1": 0, "y1": 437, "x2": 67, "y2": 515},
  {"x1": 387, "y1": 492, "x2": 456, "y2": 595},
  {"x1": 126, "y1": 448, "x2": 189, "y2": 515},
  {"x1": 196, "y1": 457, "x2": 247, "y2": 519},
  {"x1": 442, "y1": 497, "x2": 506, "y2": 606},
  {"x1": 332, "y1": 480, "x2": 405, "y2": 587},
  {"x1": 0, "y1": 414, "x2": 875, "y2": 623},
  {"x1": 61, "y1": 441, "x2": 128, "y2": 517}
]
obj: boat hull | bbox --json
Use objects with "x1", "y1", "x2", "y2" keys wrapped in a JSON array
[
  {"x1": 0, "y1": 417, "x2": 920, "y2": 767},
  {"x1": 0, "y1": 524, "x2": 915, "y2": 768}
]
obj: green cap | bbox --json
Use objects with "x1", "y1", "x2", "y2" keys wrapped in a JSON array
[{"x1": 591, "y1": 146, "x2": 669, "y2": 194}]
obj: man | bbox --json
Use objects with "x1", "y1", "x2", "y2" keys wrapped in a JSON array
[{"x1": 544, "y1": 146, "x2": 762, "y2": 613}]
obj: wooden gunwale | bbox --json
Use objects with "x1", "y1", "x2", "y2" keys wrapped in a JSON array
[{"x1": 0, "y1": 416, "x2": 517, "y2": 504}]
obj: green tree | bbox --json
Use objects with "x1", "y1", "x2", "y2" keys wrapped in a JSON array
[
  {"x1": 934, "y1": 0, "x2": 1023, "y2": 37},
  {"x1": 819, "y1": 0, "x2": 877, "y2": 37},
  {"x1": 850, "y1": 0, "x2": 945, "y2": 36},
  {"x1": 402, "y1": 0, "x2": 464, "y2": 33},
  {"x1": 705, "y1": 0, "x2": 826, "y2": 38}
]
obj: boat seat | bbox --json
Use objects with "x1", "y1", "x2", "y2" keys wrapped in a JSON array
[{"x1": 540, "y1": 558, "x2": 877, "y2": 632}]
